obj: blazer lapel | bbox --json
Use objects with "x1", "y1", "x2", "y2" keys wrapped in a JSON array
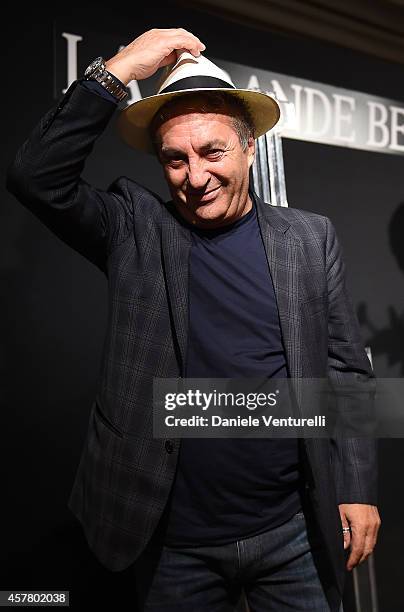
[
  {"x1": 161, "y1": 205, "x2": 192, "y2": 374},
  {"x1": 254, "y1": 193, "x2": 303, "y2": 380}
]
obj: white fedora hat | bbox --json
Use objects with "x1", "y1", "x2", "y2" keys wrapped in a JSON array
[{"x1": 116, "y1": 51, "x2": 281, "y2": 153}]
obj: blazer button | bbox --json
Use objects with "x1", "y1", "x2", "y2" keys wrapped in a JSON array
[{"x1": 165, "y1": 440, "x2": 174, "y2": 453}]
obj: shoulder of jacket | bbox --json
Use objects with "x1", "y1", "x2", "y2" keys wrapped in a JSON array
[
  {"x1": 108, "y1": 176, "x2": 166, "y2": 214},
  {"x1": 273, "y1": 204, "x2": 332, "y2": 237},
  {"x1": 275, "y1": 204, "x2": 329, "y2": 223}
]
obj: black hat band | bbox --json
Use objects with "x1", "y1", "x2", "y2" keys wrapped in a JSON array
[{"x1": 159, "y1": 75, "x2": 236, "y2": 94}]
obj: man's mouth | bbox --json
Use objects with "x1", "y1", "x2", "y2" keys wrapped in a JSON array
[{"x1": 187, "y1": 186, "x2": 221, "y2": 204}]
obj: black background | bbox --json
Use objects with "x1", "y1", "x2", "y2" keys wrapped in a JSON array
[{"x1": 2, "y1": 2, "x2": 404, "y2": 610}]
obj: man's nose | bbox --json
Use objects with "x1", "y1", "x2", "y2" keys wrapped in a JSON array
[{"x1": 186, "y1": 159, "x2": 210, "y2": 191}]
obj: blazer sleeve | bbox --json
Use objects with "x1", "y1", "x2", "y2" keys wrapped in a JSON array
[
  {"x1": 6, "y1": 79, "x2": 135, "y2": 274},
  {"x1": 325, "y1": 217, "x2": 378, "y2": 506}
]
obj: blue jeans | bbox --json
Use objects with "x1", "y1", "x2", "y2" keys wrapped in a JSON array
[{"x1": 134, "y1": 506, "x2": 343, "y2": 611}]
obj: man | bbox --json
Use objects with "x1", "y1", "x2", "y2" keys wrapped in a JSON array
[{"x1": 6, "y1": 28, "x2": 380, "y2": 612}]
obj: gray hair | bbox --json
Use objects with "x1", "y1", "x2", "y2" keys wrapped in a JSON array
[{"x1": 150, "y1": 91, "x2": 255, "y2": 155}]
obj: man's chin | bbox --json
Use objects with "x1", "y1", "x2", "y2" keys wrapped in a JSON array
[
  {"x1": 173, "y1": 198, "x2": 229, "y2": 226},
  {"x1": 188, "y1": 203, "x2": 229, "y2": 226}
]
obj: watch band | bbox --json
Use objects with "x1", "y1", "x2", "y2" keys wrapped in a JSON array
[
  {"x1": 94, "y1": 70, "x2": 128, "y2": 102},
  {"x1": 85, "y1": 57, "x2": 128, "y2": 102}
]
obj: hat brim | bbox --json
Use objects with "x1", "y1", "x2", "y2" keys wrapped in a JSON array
[{"x1": 116, "y1": 88, "x2": 281, "y2": 154}]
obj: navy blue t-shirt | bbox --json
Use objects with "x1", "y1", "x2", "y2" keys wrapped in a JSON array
[{"x1": 164, "y1": 197, "x2": 302, "y2": 546}]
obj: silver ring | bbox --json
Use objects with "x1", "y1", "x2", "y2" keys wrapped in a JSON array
[{"x1": 342, "y1": 526, "x2": 351, "y2": 534}]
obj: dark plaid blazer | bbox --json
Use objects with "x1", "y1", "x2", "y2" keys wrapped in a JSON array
[{"x1": 6, "y1": 79, "x2": 376, "y2": 605}]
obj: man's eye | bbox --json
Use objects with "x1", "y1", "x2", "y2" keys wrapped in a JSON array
[
  {"x1": 166, "y1": 158, "x2": 185, "y2": 167},
  {"x1": 206, "y1": 149, "x2": 224, "y2": 159}
]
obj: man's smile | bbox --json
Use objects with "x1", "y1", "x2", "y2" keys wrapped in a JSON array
[{"x1": 186, "y1": 185, "x2": 222, "y2": 204}]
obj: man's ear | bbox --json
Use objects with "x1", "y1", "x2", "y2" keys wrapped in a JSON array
[{"x1": 247, "y1": 136, "x2": 255, "y2": 169}]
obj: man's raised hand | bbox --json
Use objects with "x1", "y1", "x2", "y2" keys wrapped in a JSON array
[{"x1": 105, "y1": 28, "x2": 206, "y2": 86}]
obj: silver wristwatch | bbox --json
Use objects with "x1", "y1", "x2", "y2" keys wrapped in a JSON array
[{"x1": 84, "y1": 56, "x2": 128, "y2": 102}]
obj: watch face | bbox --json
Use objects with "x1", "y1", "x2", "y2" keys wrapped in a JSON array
[{"x1": 84, "y1": 56, "x2": 104, "y2": 78}]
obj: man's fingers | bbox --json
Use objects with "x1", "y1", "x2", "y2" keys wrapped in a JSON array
[
  {"x1": 341, "y1": 519, "x2": 351, "y2": 550},
  {"x1": 174, "y1": 37, "x2": 205, "y2": 56},
  {"x1": 157, "y1": 51, "x2": 178, "y2": 69},
  {"x1": 346, "y1": 528, "x2": 367, "y2": 571},
  {"x1": 358, "y1": 535, "x2": 375, "y2": 564},
  {"x1": 166, "y1": 29, "x2": 206, "y2": 55},
  {"x1": 174, "y1": 28, "x2": 205, "y2": 46},
  {"x1": 159, "y1": 42, "x2": 201, "y2": 67},
  {"x1": 359, "y1": 527, "x2": 376, "y2": 564},
  {"x1": 162, "y1": 40, "x2": 205, "y2": 64},
  {"x1": 358, "y1": 516, "x2": 381, "y2": 564}
]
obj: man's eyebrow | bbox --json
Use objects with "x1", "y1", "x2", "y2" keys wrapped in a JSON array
[
  {"x1": 160, "y1": 146, "x2": 185, "y2": 157},
  {"x1": 199, "y1": 140, "x2": 228, "y2": 151}
]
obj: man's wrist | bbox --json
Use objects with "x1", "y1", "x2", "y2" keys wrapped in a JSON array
[{"x1": 105, "y1": 60, "x2": 133, "y2": 86}]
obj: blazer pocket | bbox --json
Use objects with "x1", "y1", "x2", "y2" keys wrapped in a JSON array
[{"x1": 94, "y1": 401, "x2": 124, "y2": 438}]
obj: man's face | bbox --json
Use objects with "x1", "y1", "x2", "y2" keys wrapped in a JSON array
[{"x1": 155, "y1": 102, "x2": 255, "y2": 229}]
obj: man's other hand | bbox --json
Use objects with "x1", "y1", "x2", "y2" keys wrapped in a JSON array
[
  {"x1": 338, "y1": 503, "x2": 381, "y2": 571},
  {"x1": 105, "y1": 28, "x2": 206, "y2": 86}
]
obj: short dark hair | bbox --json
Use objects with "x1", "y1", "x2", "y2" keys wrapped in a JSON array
[{"x1": 150, "y1": 91, "x2": 255, "y2": 155}]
